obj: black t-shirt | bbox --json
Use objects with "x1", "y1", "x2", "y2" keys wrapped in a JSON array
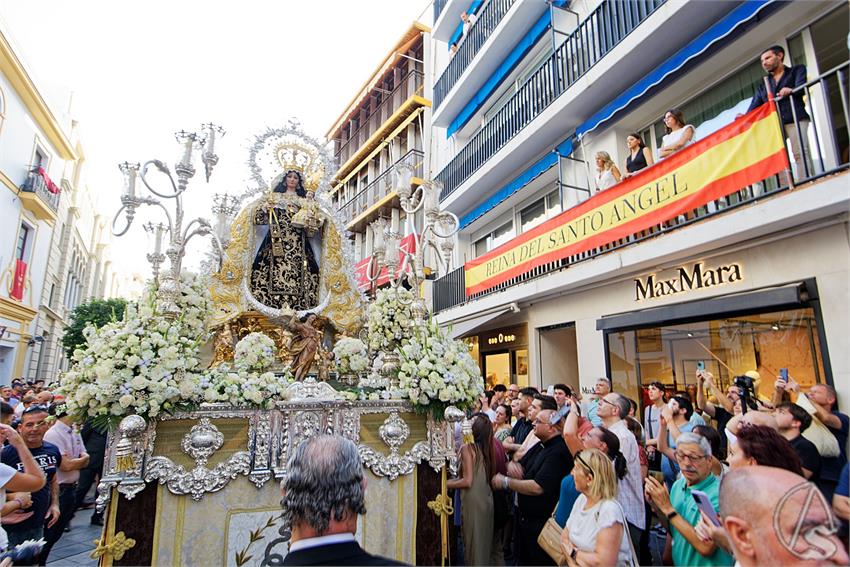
[
  {"x1": 517, "y1": 435, "x2": 573, "y2": 520},
  {"x1": 822, "y1": 411, "x2": 850, "y2": 483},
  {"x1": 790, "y1": 434, "x2": 821, "y2": 483},
  {"x1": 1, "y1": 442, "x2": 61, "y2": 532},
  {"x1": 713, "y1": 407, "x2": 733, "y2": 449},
  {"x1": 510, "y1": 417, "x2": 533, "y2": 446}
]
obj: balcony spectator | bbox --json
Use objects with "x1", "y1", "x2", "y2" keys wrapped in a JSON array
[
  {"x1": 560, "y1": 449, "x2": 636, "y2": 566},
  {"x1": 658, "y1": 109, "x2": 695, "y2": 160},
  {"x1": 447, "y1": 414, "x2": 497, "y2": 566},
  {"x1": 594, "y1": 152, "x2": 622, "y2": 193},
  {"x1": 744, "y1": 45, "x2": 809, "y2": 169},
  {"x1": 719, "y1": 466, "x2": 849, "y2": 567},
  {"x1": 461, "y1": 12, "x2": 478, "y2": 41},
  {"x1": 775, "y1": 402, "x2": 821, "y2": 482},
  {"x1": 644, "y1": 433, "x2": 734, "y2": 566},
  {"x1": 450, "y1": 42, "x2": 458, "y2": 57},
  {"x1": 494, "y1": 404, "x2": 513, "y2": 443},
  {"x1": 772, "y1": 378, "x2": 848, "y2": 502},
  {"x1": 623, "y1": 133, "x2": 654, "y2": 178}
]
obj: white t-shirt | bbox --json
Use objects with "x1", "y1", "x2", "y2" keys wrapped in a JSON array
[
  {"x1": 565, "y1": 495, "x2": 632, "y2": 566},
  {"x1": 0, "y1": 461, "x2": 18, "y2": 550},
  {"x1": 659, "y1": 125, "x2": 695, "y2": 159}
]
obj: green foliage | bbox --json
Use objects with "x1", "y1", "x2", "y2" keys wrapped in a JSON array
[{"x1": 62, "y1": 298, "x2": 128, "y2": 358}]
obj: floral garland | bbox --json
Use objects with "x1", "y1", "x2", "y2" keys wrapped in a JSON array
[
  {"x1": 233, "y1": 332, "x2": 277, "y2": 372},
  {"x1": 59, "y1": 273, "x2": 211, "y2": 422},
  {"x1": 365, "y1": 288, "x2": 416, "y2": 352},
  {"x1": 332, "y1": 337, "x2": 369, "y2": 375},
  {"x1": 397, "y1": 319, "x2": 483, "y2": 418}
]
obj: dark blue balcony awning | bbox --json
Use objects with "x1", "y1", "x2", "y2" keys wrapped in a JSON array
[
  {"x1": 576, "y1": 0, "x2": 781, "y2": 140},
  {"x1": 459, "y1": 137, "x2": 573, "y2": 229}
]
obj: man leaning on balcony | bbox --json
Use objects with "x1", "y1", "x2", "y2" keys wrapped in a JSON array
[{"x1": 745, "y1": 45, "x2": 809, "y2": 171}]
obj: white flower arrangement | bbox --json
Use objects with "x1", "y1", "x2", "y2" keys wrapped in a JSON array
[
  {"x1": 201, "y1": 366, "x2": 292, "y2": 409},
  {"x1": 332, "y1": 337, "x2": 369, "y2": 375},
  {"x1": 397, "y1": 319, "x2": 483, "y2": 417},
  {"x1": 58, "y1": 273, "x2": 211, "y2": 422},
  {"x1": 233, "y1": 332, "x2": 277, "y2": 372},
  {"x1": 365, "y1": 288, "x2": 416, "y2": 352}
]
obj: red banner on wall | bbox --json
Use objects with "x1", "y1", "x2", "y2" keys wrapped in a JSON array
[
  {"x1": 464, "y1": 101, "x2": 790, "y2": 296},
  {"x1": 355, "y1": 233, "x2": 417, "y2": 291},
  {"x1": 10, "y1": 259, "x2": 27, "y2": 301}
]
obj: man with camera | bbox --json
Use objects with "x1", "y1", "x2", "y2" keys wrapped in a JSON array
[
  {"x1": 773, "y1": 377, "x2": 848, "y2": 502},
  {"x1": 695, "y1": 371, "x2": 736, "y2": 450}
]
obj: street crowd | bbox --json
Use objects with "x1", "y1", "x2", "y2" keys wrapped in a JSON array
[
  {"x1": 0, "y1": 379, "x2": 104, "y2": 565},
  {"x1": 449, "y1": 372, "x2": 849, "y2": 566}
]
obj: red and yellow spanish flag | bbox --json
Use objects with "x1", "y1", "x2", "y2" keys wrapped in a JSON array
[{"x1": 464, "y1": 100, "x2": 790, "y2": 296}]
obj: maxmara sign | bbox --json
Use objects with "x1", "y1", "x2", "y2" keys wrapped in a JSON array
[{"x1": 634, "y1": 261, "x2": 743, "y2": 301}]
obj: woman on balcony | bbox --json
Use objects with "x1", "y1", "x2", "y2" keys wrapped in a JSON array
[
  {"x1": 623, "y1": 133, "x2": 654, "y2": 178},
  {"x1": 659, "y1": 109, "x2": 696, "y2": 159},
  {"x1": 594, "y1": 152, "x2": 622, "y2": 193}
]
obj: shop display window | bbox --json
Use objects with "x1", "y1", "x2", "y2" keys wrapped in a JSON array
[{"x1": 606, "y1": 307, "x2": 827, "y2": 409}]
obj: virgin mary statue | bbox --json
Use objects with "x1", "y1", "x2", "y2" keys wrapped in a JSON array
[{"x1": 249, "y1": 170, "x2": 321, "y2": 311}]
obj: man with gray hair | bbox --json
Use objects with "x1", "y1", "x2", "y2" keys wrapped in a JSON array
[
  {"x1": 645, "y1": 432, "x2": 734, "y2": 566},
  {"x1": 280, "y1": 435, "x2": 406, "y2": 566},
  {"x1": 598, "y1": 392, "x2": 646, "y2": 551}
]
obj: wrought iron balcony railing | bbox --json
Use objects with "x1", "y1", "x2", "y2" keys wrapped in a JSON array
[
  {"x1": 433, "y1": 0, "x2": 516, "y2": 110},
  {"x1": 338, "y1": 149, "x2": 425, "y2": 225},
  {"x1": 334, "y1": 69, "x2": 424, "y2": 166},
  {"x1": 432, "y1": 62, "x2": 850, "y2": 313},
  {"x1": 437, "y1": 0, "x2": 666, "y2": 201},
  {"x1": 21, "y1": 168, "x2": 61, "y2": 213}
]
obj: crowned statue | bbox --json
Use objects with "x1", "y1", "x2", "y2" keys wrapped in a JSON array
[{"x1": 207, "y1": 123, "x2": 365, "y2": 376}]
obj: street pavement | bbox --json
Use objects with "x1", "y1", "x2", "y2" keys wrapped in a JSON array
[{"x1": 45, "y1": 507, "x2": 102, "y2": 566}]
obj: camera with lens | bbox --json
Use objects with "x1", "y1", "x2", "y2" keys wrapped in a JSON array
[{"x1": 733, "y1": 375, "x2": 757, "y2": 413}]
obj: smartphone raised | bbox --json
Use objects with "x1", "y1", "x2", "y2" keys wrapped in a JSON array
[
  {"x1": 696, "y1": 360, "x2": 705, "y2": 372},
  {"x1": 780, "y1": 368, "x2": 789, "y2": 382},
  {"x1": 692, "y1": 489, "x2": 721, "y2": 526}
]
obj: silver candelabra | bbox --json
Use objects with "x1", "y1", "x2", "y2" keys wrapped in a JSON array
[
  {"x1": 365, "y1": 161, "x2": 460, "y2": 324},
  {"x1": 111, "y1": 123, "x2": 228, "y2": 314}
]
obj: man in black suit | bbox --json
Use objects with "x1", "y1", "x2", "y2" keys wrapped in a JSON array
[{"x1": 280, "y1": 434, "x2": 407, "y2": 566}]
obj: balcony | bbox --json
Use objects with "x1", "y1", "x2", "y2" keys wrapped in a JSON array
[
  {"x1": 338, "y1": 149, "x2": 424, "y2": 232},
  {"x1": 434, "y1": 0, "x2": 517, "y2": 110},
  {"x1": 333, "y1": 70, "x2": 427, "y2": 182},
  {"x1": 437, "y1": 0, "x2": 666, "y2": 202},
  {"x1": 434, "y1": 0, "x2": 450, "y2": 26},
  {"x1": 433, "y1": 62, "x2": 850, "y2": 313},
  {"x1": 19, "y1": 168, "x2": 60, "y2": 222}
]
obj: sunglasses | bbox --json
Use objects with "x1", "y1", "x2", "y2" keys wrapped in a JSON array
[{"x1": 22, "y1": 404, "x2": 50, "y2": 415}]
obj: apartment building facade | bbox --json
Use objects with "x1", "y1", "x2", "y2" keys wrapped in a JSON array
[
  {"x1": 428, "y1": 0, "x2": 849, "y2": 407},
  {"x1": 326, "y1": 22, "x2": 433, "y2": 292},
  {"x1": 0, "y1": 26, "x2": 119, "y2": 384}
]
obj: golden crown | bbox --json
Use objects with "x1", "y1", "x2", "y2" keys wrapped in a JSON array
[{"x1": 272, "y1": 142, "x2": 326, "y2": 191}]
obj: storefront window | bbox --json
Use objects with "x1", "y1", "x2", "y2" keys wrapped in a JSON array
[{"x1": 606, "y1": 307, "x2": 827, "y2": 410}]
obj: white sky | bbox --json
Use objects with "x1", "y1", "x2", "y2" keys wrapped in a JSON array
[{"x1": 0, "y1": 1, "x2": 429, "y2": 281}]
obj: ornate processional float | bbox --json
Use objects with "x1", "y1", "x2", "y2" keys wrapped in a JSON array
[{"x1": 58, "y1": 122, "x2": 480, "y2": 566}]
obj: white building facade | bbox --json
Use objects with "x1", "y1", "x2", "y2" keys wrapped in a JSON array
[
  {"x1": 1, "y1": 26, "x2": 121, "y2": 384},
  {"x1": 428, "y1": 0, "x2": 849, "y2": 408}
]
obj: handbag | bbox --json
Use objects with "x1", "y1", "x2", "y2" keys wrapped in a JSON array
[{"x1": 537, "y1": 513, "x2": 566, "y2": 566}]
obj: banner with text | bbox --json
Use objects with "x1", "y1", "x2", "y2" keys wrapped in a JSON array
[{"x1": 464, "y1": 101, "x2": 789, "y2": 296}]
